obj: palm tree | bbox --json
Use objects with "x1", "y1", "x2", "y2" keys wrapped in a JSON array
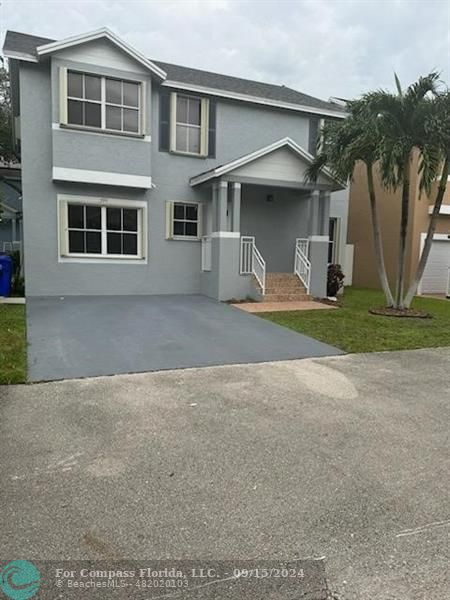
[
  {"x1": 404, "y1": 91, "x2": 450, "y2": 306},
  {"x1": 363, "y1": 73, "x2": 440, "y2": 308},
  {"x1": 305, "y1": 101, "x2": 395, "y2": 306}
]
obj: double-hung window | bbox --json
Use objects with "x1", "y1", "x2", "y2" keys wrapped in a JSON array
[
  {"x1": 166, "y1": 201, "x2": 202, "y2": 240},
  {"x1": 59, "y1": 196, "x2": 147, "y2": 260},
  {"x1": 63, "y1": 70, "x2": 142, "y2": 134},
  {"x1": 170, "y1": 93, "x2": 209, "y2": 156}
]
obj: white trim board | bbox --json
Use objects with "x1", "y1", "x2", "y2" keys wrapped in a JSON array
[
  {"x1": 52, "y1": 167, "x2": 152, "y2": 189},
  {"x1": 36, "y1": 28, "x2": 166, "y2": 80},
  {"x1": 428, "y1": 205, "x2": 450, "y2": 215},
  {"x1": 210, "y1": 231, "x2": 240, "y2": 238},
  {"x1": 52, "y1": 123, "x2": 151, "y2": 142},
  {"x1": 2, "y1": 49, "x2": 38, "y2": 62},
  {"x1": 162, "y1": 80, "x2": 347, "y2": 119},
  {"x1": 190, "y1": 137, "x2": 343, "y2": 188}
]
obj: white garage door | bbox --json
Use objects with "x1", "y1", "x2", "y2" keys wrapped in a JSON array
[{"x1": 421, "y1": 239, "x2": 450, "y2": 294}]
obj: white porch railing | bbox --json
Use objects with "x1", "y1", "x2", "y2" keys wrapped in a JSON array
[
  {"x1": 240, "y1": 236, "x2": 266, "y2": 295},
  {"x1": 294, "y1": 237, "x2": 311, "y2": 294},
  {"x1": 447, "y1": 267, "x2": 450, "y2": 298},
  {"x1": 201, "y1": 236, "x2": 212, "y2": 271},
  {"x1": 2, "y1": 241, "x2": 22, "y2": 253}
]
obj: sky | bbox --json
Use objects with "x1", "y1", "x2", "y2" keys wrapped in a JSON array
[{"x1": 1, "y1": 0, "x2": 449, "y2": 102}]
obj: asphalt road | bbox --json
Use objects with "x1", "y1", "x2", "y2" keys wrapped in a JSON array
[{"x1": 1, "y1": 348, "x2": 449, "y2": 599}]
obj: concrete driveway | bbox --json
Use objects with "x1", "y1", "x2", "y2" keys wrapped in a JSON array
[
  {"x1": 26, "y1": 294, "x2": 341, "y2": 381},
  {"x1": 2, "y1": 348, "x2": 449, "y2": 599}
]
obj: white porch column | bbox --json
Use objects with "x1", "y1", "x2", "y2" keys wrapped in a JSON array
[
  {"x1": 318, "y1": 191, "x2": 331, "y2": 235},
  {"x1": 213, "y1": 180, "x2": 228, "y2": 232},
  {"x1": 309, "y1": 236, "x2": 329, "y2": 298},
  {"x1": 202, "y1": 179, "x2": 250, "y2": 301},
  {"x1": 231, "y1": 182, "x2": 241, "y2": 232},
  {"x1": 308, "y1": 190, "x2": 320, "y2": 235}
]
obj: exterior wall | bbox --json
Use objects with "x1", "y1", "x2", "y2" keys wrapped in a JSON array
[
  {"x1": 348, "y1": 156, "x2": 450, "y2": 292},
  {"x1": 240, "y1": 185, "x2": 310, "y2": 272},
  {"x1": 17, "y1": 45, "x2": 343, "y2": 298},
  {"x1": 348, "y1": 161, "x2": 406, "y2": 289},
  {"x1": 50, "y1": 48, "x2": 153, "y2": 181}
]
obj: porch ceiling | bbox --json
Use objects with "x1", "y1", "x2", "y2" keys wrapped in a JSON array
[{"x1": 190, "y1": 137, "x2": 344, "y2": 191}]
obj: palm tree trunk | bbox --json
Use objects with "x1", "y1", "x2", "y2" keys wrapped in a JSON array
[
  {"x1": 403, "y1": 156, "x2": 450, "y2": 307},
  {"x1": 366, "y1": 163, "x2": 394, "y2": 306},
  {"x1": 395, "y1": 156, "x2": 412, "y2": 309}
]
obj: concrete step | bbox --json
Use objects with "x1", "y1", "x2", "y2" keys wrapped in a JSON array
[
  {"x1": 266, "y1": 273, "x2": 299, "y2": 282},
  {"x1": 265, "y1": 283, "x2": 306, "y2": 293},
  {"x1": 264, "y1": 293, "x2": 311, "y2": 302}
]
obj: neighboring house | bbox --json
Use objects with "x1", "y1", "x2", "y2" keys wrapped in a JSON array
[
  {"x1": 348, "y1": 159, "x2": 450, "y2": 296},
  {"x1": 0, "y1": 164, "x2": 22, "y2": 253},
  {"x1": 3, "y1": 28, "x2": 350, "y2": 301}
]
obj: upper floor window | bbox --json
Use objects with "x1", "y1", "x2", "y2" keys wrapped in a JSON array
[
  {"x1": 63, "y1": 70, "x2": 142, "y2": 135},
  {"x1": 175, "y1": 96, "x2": 202, "y2": 153},
  {"x1": 169, "y1": 93, "x2": 209, "y2": 156}
]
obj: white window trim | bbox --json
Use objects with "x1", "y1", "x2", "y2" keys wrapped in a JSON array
[
  {"x1": 169, "y1": 92, "x2": 209, "y2": 157},
  {"x1": 165, "y1": 200, "x2": 203, "y2": 241},
  {"x1": 59, "y1": 67, "x2": 146, "y2": 136},
  {"x1": 329, "y1": 216, "x2": 341, "y2": 264},
  {"x1": 58, "y1": 194, "x2": 148, "y2": 263}
]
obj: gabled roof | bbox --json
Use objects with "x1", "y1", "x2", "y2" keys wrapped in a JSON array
[
  {"x1": 3, "y1": 30, "x2": 346, "y2": 118},
  {"x1": 4, "y1": 29, "x2": 166, "y2": 79},
  {"x1": 190, "y1": 137, "x2": 343, "y2": 188}
]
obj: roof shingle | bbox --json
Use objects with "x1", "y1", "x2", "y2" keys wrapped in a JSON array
[{"x1": 3, "y1": 30, "x2": 345, "y2": 115}]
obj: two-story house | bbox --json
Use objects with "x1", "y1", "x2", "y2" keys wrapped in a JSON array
[{"x1": 3, "y1": 28, "x2": 348, "y2": 303}]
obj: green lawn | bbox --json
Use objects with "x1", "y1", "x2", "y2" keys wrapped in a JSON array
[
  {"x1": 0, "y1": 305, "x2": 27, "y2": 384},
  {"x1": 261, "y1": 288, "x2": 450, "y2": 353}
]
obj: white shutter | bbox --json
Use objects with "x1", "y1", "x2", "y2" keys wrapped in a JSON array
[
  {"x1": 165, "y1": 201, "x2": 174, "y2": 239},
  {"x1": 169, "y1": 92, "x2": 177, "y2": 152},
  {"x1": 197, "y1": 203, "x2": 203, "y2": 238},
  {"x1": 59, "y1": 67, "x2": 68, "y2": 125},
  {"x1": 200, "y1": 98, "x2": 210, "y2": 156}
]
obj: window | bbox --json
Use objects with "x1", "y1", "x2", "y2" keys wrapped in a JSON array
[
  {"x1": 60, "y1": 196, "x2": 146, "y2": 260},
  {"x1": 169, "y1": 93, "x2": 209, "y2": 156},
  {"x1": 166, "y1": 201, "x2": 202, "y2": 240},
  {"x1": 64, "y1": 70, "x2": 142, "y2": 134},
  {"x1": 328, "y1": 217, "x2": 340, "y2": 263}
]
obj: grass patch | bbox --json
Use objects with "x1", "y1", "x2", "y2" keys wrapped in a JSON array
[
  {"x1": 0, "y1": 305, "x2": 26, "y2": 384},
  {"x1": 261, "y1": 288, "x2": 450, "y2": 353}
]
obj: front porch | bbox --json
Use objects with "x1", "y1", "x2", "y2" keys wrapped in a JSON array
[{"x1": 191, "y1": 138, "x2": 343, "y2": 302}]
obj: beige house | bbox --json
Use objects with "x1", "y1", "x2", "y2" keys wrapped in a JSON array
[{"x1": 348, "y1": 159, "x2": 450, "y2": 296}]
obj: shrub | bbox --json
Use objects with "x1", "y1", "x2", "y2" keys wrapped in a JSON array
[{"x1": 327, "y1": 264, "x2": 345, "y2": 297}]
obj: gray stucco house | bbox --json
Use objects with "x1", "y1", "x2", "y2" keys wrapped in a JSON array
[{"x1": 3, "y1": 28, "x2": 349, "y2": 301}]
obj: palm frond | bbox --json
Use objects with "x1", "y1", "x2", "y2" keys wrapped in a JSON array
[
  {"x1": 394, "y1": 73, "x2": 403, "y2": 97},
  {"x1": 304, "y1": 153, "x2": 328, "y2": 183}
]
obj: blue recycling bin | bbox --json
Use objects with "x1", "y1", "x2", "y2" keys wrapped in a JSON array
[{"x1": 0, "y1": 255, "x2": 13, "y2": 297}]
